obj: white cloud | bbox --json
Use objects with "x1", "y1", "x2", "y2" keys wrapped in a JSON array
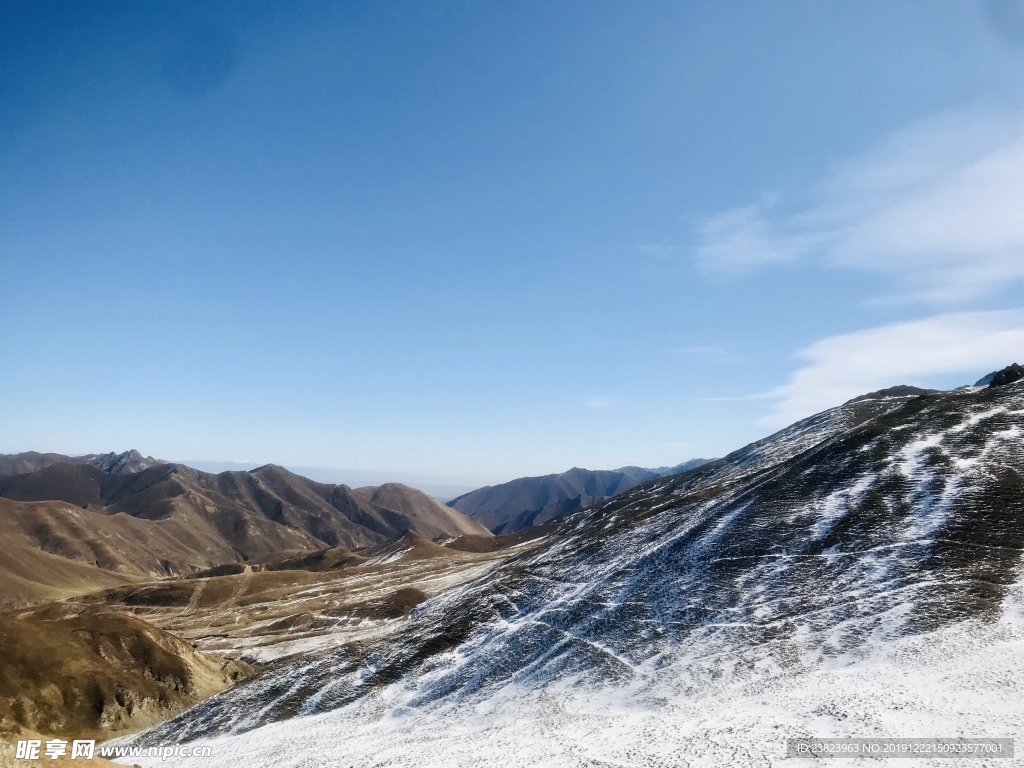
[
  {"x1": 692, "y1": 196, "x2": 806, "y2": 276},
  {"x1": 694, "y1": 109, "x2": 1024, "y2": 301},
  {"x1": 759, "y1": 309, "x2": 1024, "y2": 428},
  {"x1": 584, "y1": 397, "x2": 614, "y2": 409}
]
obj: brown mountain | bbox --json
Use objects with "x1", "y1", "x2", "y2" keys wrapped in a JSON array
[
  {"x1": 349, "y1": 483, "x2": 489, "y2": 539},
  {"x1": 0, "y1": 457, "x2": 490, "y2": 606},
  {"x1": 0, "y1": 453, "x2": 496, "y2": 758}
]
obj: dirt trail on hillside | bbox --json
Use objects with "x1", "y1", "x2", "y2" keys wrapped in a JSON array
[{"x1": 182, "y1": 579, "x2": 207, "y2": 615}]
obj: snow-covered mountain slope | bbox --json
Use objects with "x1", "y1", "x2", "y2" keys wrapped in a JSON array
[{"x1": 121, "y1": 378, "x2": 1024, "y2": 767}]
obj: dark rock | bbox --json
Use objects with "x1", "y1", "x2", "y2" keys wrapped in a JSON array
[{"x1": 987, "y1": 363, "x2": 1024, "y2": 388}]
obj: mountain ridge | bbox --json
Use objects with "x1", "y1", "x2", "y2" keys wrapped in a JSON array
[
  {"x1": 0, "y1": 460, "x2": 490, "y2": 607},
  {"x1": 0, "y1": 449, "x2": 165, "y2": 478},
  {"x1": 447, "y1": 459, "x2": 710, "y2": 533}
]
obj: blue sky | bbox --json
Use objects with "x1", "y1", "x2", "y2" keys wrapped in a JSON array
[{"x1": 3, "y1": 1, "x2": 1024, "y2": 487}]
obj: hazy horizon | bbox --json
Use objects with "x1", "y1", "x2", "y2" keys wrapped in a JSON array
[{"x1": 0, "y1": 448, "x2": 717, "y2": 495}]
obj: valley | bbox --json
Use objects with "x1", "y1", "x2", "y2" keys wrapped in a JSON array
[{"x1": 81, "y1": 530, "x2": 548, "y2": 664}]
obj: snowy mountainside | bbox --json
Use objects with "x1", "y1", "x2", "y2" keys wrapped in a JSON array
[{"x1": 123, "y1": 379, "x2": 1024, "y2": 766}]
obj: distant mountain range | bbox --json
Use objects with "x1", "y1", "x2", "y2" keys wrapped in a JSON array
[
  {"x1": 2, "y1": 452, "x2": 478, "y2": 502},
  {"x1": 447, "y1": 459, "x2": 710, "y2": 533},
  {"x1": 0, "y1": 452, "x2": 489, "y2": 606},
  {"x1": 177, "y1": 460, "x2": 480, "y2": 502},
  {"x1": 0, "y1": 448, "x2": 163, "y2": 477}
]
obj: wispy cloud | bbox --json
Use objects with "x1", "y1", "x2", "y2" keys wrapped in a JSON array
[
  {"x1": 670, "y1": 345, "x2": 737, "y2": 363},
  {"x1": 584, "y1": 397, "x2": 614, "y2": 409},
  {"x1": 636, "y1": 244, "x2": 682, "y2": 261},
  {"x1": 758, "y1": 309, "x2": 1024, "y2": 428},
  {"x1": 697, "y1": 393, "x2": 779, "y2": 402},
  {"x1": 692, "y1": 194, "x2": 809, "y2": 276},
  {"x1": 694, "y1": 109, "x2": 1024, "y2": 302}
]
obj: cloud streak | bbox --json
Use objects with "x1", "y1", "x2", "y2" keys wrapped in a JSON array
[
  {"x1": 694, "y1": 109, "x2": 1024, "y2": 302},
  {"x1": 671, "y1": 345, "x2": 736, "y2": 363},
  {"x1": 759, "y1": 309, "x2": 1024, "y2": 428}
]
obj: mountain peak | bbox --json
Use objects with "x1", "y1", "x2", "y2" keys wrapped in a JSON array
[
  {"x1": 986, "y1": 362, "x2": 1024, "y2": 388},
  {"x1": 848, "y1": 385, "x2": 935, "y2": 403},
  {"x1": 249, "y1": 463, "x2": 286, "y2": 474},
  {"x1": 94, "y1": 449, "x2": 164, "y2": 474}
]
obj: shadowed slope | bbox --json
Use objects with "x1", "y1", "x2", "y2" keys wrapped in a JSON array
[{"x1": 448, "y1": 460, "x2": 709, "y2": 534}]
